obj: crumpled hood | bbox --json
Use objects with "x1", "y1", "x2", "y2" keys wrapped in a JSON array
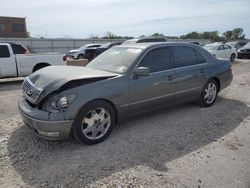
[{"x1": 28, "y1": 66, "x2": 118, "y2": 99}]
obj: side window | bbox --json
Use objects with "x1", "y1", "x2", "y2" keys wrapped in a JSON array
[
  {"x1": 0, "y1": 45, "x2": 10, "y2": 58},
  {"x1": 11, "y1": 44, "x2": 27, "y2": 54},
  {"x1": 195, "y1": 50, "x2": 206, "y2": 64},
  {"x1": 217, "y1": 45, "x2": 224, "y2": 50},
  {"x1": 172, "y1": 46, "x2": 197, "y2": 68},
  {"x1": 224, "y1": 45, "x2": 231, "y2": 49},
  {"x1": 140, "y1": 47, "x2": 173, "y2": 73},
  {"x1": 138, "y1": 39, "x2": 146, "y2": 43}
]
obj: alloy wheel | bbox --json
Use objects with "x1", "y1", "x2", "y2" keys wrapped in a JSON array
[
  {"x1": 81, "y1": 108, "x2": 111, "y2": 140},
  {"x1": 204, "y1": 82, "x2": 217, "y2": 104}
]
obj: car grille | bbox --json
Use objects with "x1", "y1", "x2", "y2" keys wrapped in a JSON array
[
  {"x1": 241, "y1": 49, "x2": 250, "y2": 53},
  {"x1": 22, "y1": 78, "x2": 42, "y2": 104}
]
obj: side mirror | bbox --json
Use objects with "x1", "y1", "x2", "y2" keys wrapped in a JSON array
[{"x1": 134, "y1": 67, "x2": 150, "y2": 77}]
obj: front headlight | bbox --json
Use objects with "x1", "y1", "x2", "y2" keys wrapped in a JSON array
[{"x1": 42, "y1": 94, "x2": 77, "y2": 113}]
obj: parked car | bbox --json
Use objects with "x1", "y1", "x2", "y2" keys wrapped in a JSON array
[
  {"x1": 18, "y1": 43, "x2": 232, "y2": 145},
  {"x1": 84, "y1": 42, "x2": 122, "y2": 61},
  {"x1": 122, "y1": 37, "x2": 166, "y2": 45},
  {"x1": 237, "y1": 42, "x2": 250, "y2": 59},
  {"x1": 226, "y1": 41, "x2": 248, "y2": 50},
  {"x1": 0, "y1": 43, "x2": 66, "y2": 78},
  {"x1": 96, "y1": 42, "x2": 122, "y2": 55},
  {"x1": 67, "y1": 44, "x2": 102, "y2": 59},
  {"x1": 204, "y1": 43, "x2": 237, "y2": 62},
  {"x1": 190, "y1": 42, "x2": 200, "y2": 45}
]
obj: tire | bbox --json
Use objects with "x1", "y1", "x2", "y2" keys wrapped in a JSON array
[
  {"x1": 230, "y1": 54, "x2": 236, "y2": 62},
  {"x1": 198, "y1": 79, "x2": 218, "y2": 107},
  {"x1": 73, "y1": 100, "x2": 116, "y2": 145},
  {"x1": 77, "y1": 54, "x2": 84, "y2": 59}
]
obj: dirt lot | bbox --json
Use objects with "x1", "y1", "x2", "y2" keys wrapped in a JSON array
[{"x1": 0, "y1": 60, "x2": 250, "y2": 188}]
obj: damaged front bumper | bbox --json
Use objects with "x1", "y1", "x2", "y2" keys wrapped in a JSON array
[{"x1": 18, "y1": 97, "x2": 73, "y2": 140}]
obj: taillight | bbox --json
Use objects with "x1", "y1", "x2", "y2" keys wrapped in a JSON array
[{"x1": 63, "y1": 55, "x2": 67, "y2": 61}]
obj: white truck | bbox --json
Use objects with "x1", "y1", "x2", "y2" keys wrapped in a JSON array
[{"x1": 0, "y1": 43, "x2": 67, "y2": 78}]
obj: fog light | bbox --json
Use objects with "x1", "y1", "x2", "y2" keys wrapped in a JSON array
[{"x1": 37, "y1": 130, "x2": 59, "y2": 137}]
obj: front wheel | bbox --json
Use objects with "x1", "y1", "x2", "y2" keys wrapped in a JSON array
[
  {"x1": 198, "y1": 79, "x2": 218, "y2": 107},
  {"x1": 77, "y1": 54, "x2": 84, "y2": 59},
  {"x1": 230, "y1": 54, "x2": 236, "y2": 62},
  {"x1": 73, "y1": 100, "x2": 115, "y2": 145}
]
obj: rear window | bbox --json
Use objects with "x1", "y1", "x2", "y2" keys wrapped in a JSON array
[
  {"x1": 195, "y1": 50, "x2": 206, "y2": 64},
  {"x1": 11, "y1": 44, "x2": 27, "y2": 54},
  {"x1": 224, "y1": 45, "x2": 231, "y2": 49},
  {"x1": 0, "y1": 45, "x2": 10, "y2": 58},
  {"x1": 172, "y1": 46, "x2": 197, "y2": 68}
]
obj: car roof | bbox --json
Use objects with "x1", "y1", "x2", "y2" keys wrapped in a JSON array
[
  {"x1": 5, "y1": 42, "x2": 20, "y2": 45},
  {"x1": 84, "y1": 43, "x2": 102, "y2": 47},
  {"x1": 0, "y1": 42, "x2": 23, "y2": 46},
  {"x1": 119, "y1": 42, "x2": 200, "y2": 50},
  {"x1": 205, "y1": 43, "x2": 221, "y2": 47}
]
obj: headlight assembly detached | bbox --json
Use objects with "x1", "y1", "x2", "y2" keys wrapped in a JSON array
[{"x1": 42, "y1": 94, "x2": 77, "y2": 113}]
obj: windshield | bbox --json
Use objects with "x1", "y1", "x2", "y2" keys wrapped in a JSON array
[
  {"x1": 204, "y1": 44, "x2": 217, "y2": 50},
  {"x1": 243, "y1": 42, "x2": 250, "y2": 48},
  {"x1": 86, "y1": 47, "x2": 142, "y2": 74},
  {"x1": 226, "y1": 42, "x2": 237, "y2": 48},
  {"x1": 78, "y1": 45, "x2": 88, "y2": 51},
  {"x1": 100, "y1": 43, "x2": 111, "y2": 48},
  {"x1": 122, "y1": 39, "x2": 138, "y2": 45}
]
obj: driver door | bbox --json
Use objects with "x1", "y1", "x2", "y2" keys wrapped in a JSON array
[
  {"x1": 129, "y1": 47, "x2": 176, "y2": 115},
  {"x1": 0, "y1": 45, "x2": 17, "y2": 78}
]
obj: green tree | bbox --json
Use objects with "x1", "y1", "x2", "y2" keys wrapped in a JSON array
[
  {"x1": 223, "y1": 28, "x2": 245, "y2": 41},
  {"x1": 104, "y1": 31, "x2": 116, "y2": 39},
  {"x1": 232, "y1": 28, "x2": 245, "y2": 39},
  {"x1": 151, "y1": 33, "x2": 165, "y2": 38},
  {"x1": 223, "y1": 30, "x2": 233, "y2": 40},
  {"x1": 209, "y1": 31, "x2": 221, "y2": 42},
  {"x1": 180, "y1": 31, "x2": 201, "y2": 39}
]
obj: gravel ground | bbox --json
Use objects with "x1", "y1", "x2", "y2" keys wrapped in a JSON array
[{"x1": 0, "y1": 60, "x2": 250, "y2": 188}]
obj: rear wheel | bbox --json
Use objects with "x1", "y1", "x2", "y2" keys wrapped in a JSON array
[
  {"x1": 73, "y1": 100, "x2": 115, "y2": 145},
  {"x1": 198, "y1": 79, "x2": 218, "y2": 107},
  {"x1": 230, "y1": 53, "x2": 236, "y2": 62}
]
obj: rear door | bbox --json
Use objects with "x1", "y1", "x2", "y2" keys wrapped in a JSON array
[
  {"x1": 129, "y1": 47, "x2": 176, "y2": 114},
  {"x1": 223, "y1": 45, "x2": 233, "y2": 59},
  {"x1": 0, "y1": 45, "x2": 17, "y2": 78},
  {"x1": 215, "y1": 45, "x2": 226, "y2": 58},
  {"x1": 172, "y1": 46, "x2": 207, "y2": 103}
]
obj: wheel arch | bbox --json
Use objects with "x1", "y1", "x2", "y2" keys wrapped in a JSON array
[
  {"x1": 32, "y1": 62, "x2": 51, "y2": 72},
  {"x1": 210, "y1": 77, "x2": 221, "y2": 91},
  {"x1": 77, "y1": 54, "x2": 84, "y2": 58}
]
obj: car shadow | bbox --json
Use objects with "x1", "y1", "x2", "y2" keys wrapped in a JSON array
[
  {"x1": 0, "y1": 80, "x2": 23, "y2": 92},
  {"x1": 7, "y1": 97, "x2": 250, "y2": 187}
]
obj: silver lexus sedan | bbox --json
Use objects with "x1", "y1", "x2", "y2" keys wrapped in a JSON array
[{"x1": 18, "y1": 42, "x2": 233, "y2": 144}]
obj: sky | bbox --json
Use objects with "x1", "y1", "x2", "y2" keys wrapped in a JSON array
[{"x1": 1, "y1": 0, "x2": 250, "y2": 38}]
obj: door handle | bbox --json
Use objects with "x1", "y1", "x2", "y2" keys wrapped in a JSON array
[{"x1": 167, "y1": 75, "x2": 173, "y2": 81}]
